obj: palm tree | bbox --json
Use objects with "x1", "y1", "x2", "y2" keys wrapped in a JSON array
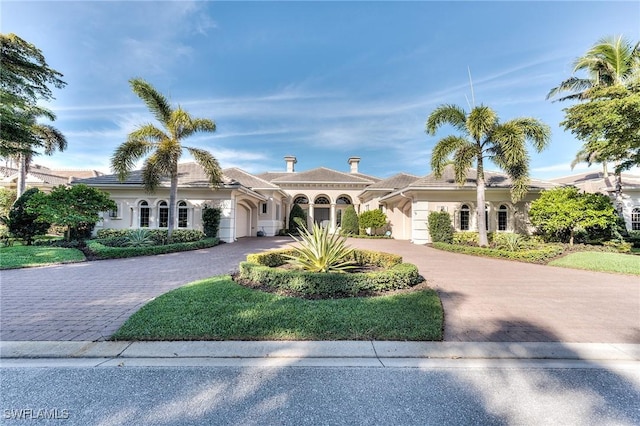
[
  {"x1": 426, "y1": 104, "x2": 550, "y2": 247},
  {"x1": 111, "y1": 78, "x2": 221, "y2": 242},
  {"x1": 547, "y1": 35, "x2": 639, "y2": 102},
  {"x1": 12, "y1": 108, "x2": 67, "y2": 197}
]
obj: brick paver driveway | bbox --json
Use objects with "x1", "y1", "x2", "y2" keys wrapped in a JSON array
[{"x1": 1, "y1": 237, "x2": 638, "y2": 343}]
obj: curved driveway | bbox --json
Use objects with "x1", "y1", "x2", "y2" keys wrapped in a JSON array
[{"x1": 1, "y1": 238, "x2": 638, "y2": 343}]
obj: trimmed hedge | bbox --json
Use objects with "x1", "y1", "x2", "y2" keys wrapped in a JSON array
[
  {"x1": 95, "y1": 229, "x2": 205, "y2": 244},
  {"x1": 86, "y1": 238, "x2": 219, "y2": 259},
  {"x1": 432, "y1": 242, "x2": 564, "y2": 264},
  {"x1": 247, "y1": 248, "x2": 403, "y2": 269},
  {"x1": 240, "y1": 248, "x2": 417, "y2": 297}
]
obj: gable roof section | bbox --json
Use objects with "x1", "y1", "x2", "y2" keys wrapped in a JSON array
[
  {"x1": 550, "y1": 171, "x2": 640, "y2": 193},
  {"x1": 222, "y1": 167, "x2": 281, "y2": 190},
  {"x1": 269, "y1": 167, "x2": 377, "y2": 184},
  {"x1": 363, "y1": 173, "x2": 420, "y2": 191},
  {"x1": 1, "y1": 166, "x2": 69, "y2": 186}
]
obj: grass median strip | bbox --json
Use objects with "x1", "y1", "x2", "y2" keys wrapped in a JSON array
[
  {"x1": 112, "y1": 275, "x2": 443, "y2": 341},
  {"x1": 549, "y1": 252, "x2": 640, "y2": 275},
  {"x1": 0, "y1": 246, "x2": 85, "y2": 269}
]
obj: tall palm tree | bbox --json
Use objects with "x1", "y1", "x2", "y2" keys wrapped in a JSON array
[
  {"x1": 12, "y1": 108, "x2": 67, "y2": 196},
  {"x1": 111, "y1": 78, "x2": 221, "y2": 241},
  {"x1": 547, "y1": 35, "x2": 640, "y2": 102},
  {"x1": 426, "y1": 104, "x2": 550, "y2": 247}
]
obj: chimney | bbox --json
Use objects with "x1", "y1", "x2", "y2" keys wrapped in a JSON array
[
  {"x1": 284, "y1": 155, "x2": 297, "y2": 173},
  {"x1": 348, "y1": 157, "x2": 360, "y2": 174}
]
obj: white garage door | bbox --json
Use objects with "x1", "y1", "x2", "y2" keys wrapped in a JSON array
[{"x1": 236, "y1": 205, "x2": 250, "y2": 238}]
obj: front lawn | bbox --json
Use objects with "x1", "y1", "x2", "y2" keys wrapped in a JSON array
[
  {"x1": 0, "y1": 245, "x2": 85, "y2": 269},
  {"x1": 112, "y1": 276, "x2": 443, "y2": 341},
  {"x1": 549, "y1": 252, "x2": 640, "y2": 275}
]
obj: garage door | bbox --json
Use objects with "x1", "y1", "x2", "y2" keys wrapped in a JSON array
[{"x1": 236, "y1": 205, "x2": 250, "y2": 238}]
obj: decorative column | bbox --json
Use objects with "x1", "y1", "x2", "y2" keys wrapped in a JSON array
[
  {"x1": 330, "y1": 203, "x2": 337, "y2": 232},
  {"x1": 308, "y1": 204, "x2": 315, "y2": 229}
]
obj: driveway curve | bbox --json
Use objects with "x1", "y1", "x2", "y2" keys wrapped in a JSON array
[{"x1": 1, "y1": 237, "x2": 638, "y2": 343}]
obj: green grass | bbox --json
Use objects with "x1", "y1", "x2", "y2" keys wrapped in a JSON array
[
  {"x1": 112, "y1": 276, "x2": 443, "y2": 341},
  {"x1": 0, "y1": 245, "x2": 85, "y2": 269},
  {"x1": 549, "y1": 251, "x2": 640, "y2": 275}
]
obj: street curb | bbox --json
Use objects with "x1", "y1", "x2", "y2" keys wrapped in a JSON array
[{"x1": 1, "y1": 341, "x2": 638, "y2": 361}]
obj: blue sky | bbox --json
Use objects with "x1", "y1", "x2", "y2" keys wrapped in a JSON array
[{"x1": 3, "y1": 1, "x2": 639, "y2": 179}]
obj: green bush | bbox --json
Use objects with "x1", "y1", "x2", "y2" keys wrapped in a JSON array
[
  {"x1": 492, "y1": 233, "x2": 526, "y2": 252},
  {"x1": 86, "y1": 238, "x2": 219, "y2": 259},
  {"x1": 240, "y1": 248, "x2": 413, "y2": 297},
  {"x1": 289, "y1": 204, "x2": 307, "y2": 234},
  {"x1": 428, "y1": 211, "x2": 453, "y2": 243},
  {"x1": 453, "y1": 231, "x2": 496, "y2": 246},
  {"x1": 2, "y1": 188, "x2": 50, "y2": 245},
  {"x1": 340, "y1": 205, "x2": 359, "y2": 235},
  {"x1": 94, "y1": 229, "x2": 205, "y2": 245},
  {"x1": 358, "y1": 209, "x2": 387, "y2": 235},
  {"x1": 602, "y1": 240, "x2": 633, "y2": 253},
  {"x1": 432, "y1": 242, "x2": 564, "y2": 264},
  {"x1": 202, "y1": 205, "x2": 221, "y2": 238},
  {"x1": 238, "y1": 261, "x2": 421, "y2": 297},
  {"x1": 286, "y1": 222, "x2": 356, "y2": 273},
  {"x1": 125, "y1": 229, "x2": 155, "y2": 247}
]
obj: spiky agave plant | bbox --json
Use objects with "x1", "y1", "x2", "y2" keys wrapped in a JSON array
[{"x1": 286, "y1": 222, "x2": 356, "y2": 273}]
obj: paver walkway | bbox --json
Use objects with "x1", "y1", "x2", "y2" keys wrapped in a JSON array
[{"x1": 1, "y1": 238, "x2": 638, "y2": 343}]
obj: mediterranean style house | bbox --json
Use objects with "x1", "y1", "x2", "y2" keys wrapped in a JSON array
[{"x1": 73, "y1": 156, "x2": 574, "y2": 244}]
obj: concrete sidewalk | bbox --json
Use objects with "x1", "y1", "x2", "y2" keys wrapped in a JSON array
[{"x1": 2, "y1": 341, "x2": 638, "y2": 368}]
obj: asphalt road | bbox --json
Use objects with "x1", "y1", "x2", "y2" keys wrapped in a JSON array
[{"x1": 2, "y1": 362, "x2": 639, "y2": 425}]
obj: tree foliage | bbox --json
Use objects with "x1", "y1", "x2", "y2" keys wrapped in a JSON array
[
  {"x1": 561, "y1": 84, "x2": 640, "y2": 172},
  {"x1": 426, "y1": 104, "x2": 550, "y2": 246},
  {"x1": 358, "y1": 209, "x2": 387, "y2": 235},
  {"x1": 111, "y1": 78, "x2": 220, "y2": 242},
  {"x1": 340, "y1": 205, "x2": 359, "y2": 235},
  {"x1": 1, "y1": 187, "x2": 50, "y2": 245},
  {"x1": 289, "y1": 203, "x2": 307, "y2": 234},
  {"x1": 428, "y1": 211, "x2": 453, "y2": 243},
  {"x1": 0, "y1": 188, "x2": 17, "y2": 218},
  {"x1": 26, "y1": 184, "x2": 116, "y2": 241},
  {"x1": 0, "y1": 33, "x2": 66, "y2": 157},
  {"x1": 529, "y1": 186, "x2": 618, "y2": 246}
]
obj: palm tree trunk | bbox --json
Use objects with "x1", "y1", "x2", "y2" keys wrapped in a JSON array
[
  {"x1": 476, "y1": 157, "x2": 489, "y2": 247},
  {"x1": 167, "y1": 169, "x2": 178, "y2": 244},
  {"x1": 17, "y1": 154, "x2": 27, "y2": 197}
]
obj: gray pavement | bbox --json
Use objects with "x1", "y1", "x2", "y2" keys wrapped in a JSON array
[{"x1": 1, "y1": 237, "x2": 639, "y2": 344}]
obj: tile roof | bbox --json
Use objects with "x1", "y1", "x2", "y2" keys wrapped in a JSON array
[
  {"x1": 550, "y1": 171, "x2": 640, "y2": 192},
  {"x1": 0, "y1": 166, "x2": 70, "y2": 186},
  {"x1": 363, "y1": 173, "x2": 420, "y2": 190},
  {"x1": 222, "y1": 168, "x2": 280, "y2": 189},
  {"x1": 268, "y1": 167, "x2": 377, "y2": 184},
  {"x1": 407, "y1": 165, "x2": 557, "y2": 190}
]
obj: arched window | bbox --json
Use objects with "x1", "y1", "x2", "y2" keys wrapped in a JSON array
[
  {"x1": 460, "y1": 204, "x2": 470, "y2": 231},
  {"x1": 139, "y1": 201, "x2": 150, "y2": 228},
  {"x1": 294, "y1": 196, "x2": 308, "y2": 205},
  {"x1": 632, "y1": 207, "x2": 640, "y2": 231},
  {"x1": 178, "y1": 201, "x2": 188, "y2": 228},
  {"x1": 337, "y1": 209, "x2": 343, "y2": 226},
  {"x1": 158, "y1": 201, "x2": 168, "y2": 228},
  {"x1": 315, "y1": 196, "x2": 330, "y2": 205},
  {"x1": 337, "y1": 196, "x2": 351, "y2": 205},
  {"x1": 497, "y1": 205, "x2": 508, "y2": 231}
]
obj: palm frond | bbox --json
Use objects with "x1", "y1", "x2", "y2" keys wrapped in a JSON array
[
  {"x1": 129, "y1": 78, "x2": 172, "y2": 124},
  {"x1": 546, "y1": 77, "x2": 593, "y2": 101},
  {"x1": 430, "y1": 135, "x2": 472, "y2": 178},
  {"x1": 467, "y1": 105, "x2": 497, "y2": 143},
  {"x1": 505, "y1": 118, "x2": 551, "y2": 153},
  {"x1": 186, "y1": 147, "x2": 222, "y2": 187},
  {"x1": 141, "y1": 154, "x2": 163, "y2": 193},
  {"x1": 452, "y1": 144, "x2": 477, "y2": 186},
  {"x1": 128, "y1": 124, "x2": 167, "y2": 143},
  {"x1": 111, "y1": 139, "x2": 154, "y2": 181},
  {"x1": 31, "y1": 124, "x2": 67, "y2": 154},
  {"x1": 425, "y1": 104, "x2": 467, "y2": 135}
]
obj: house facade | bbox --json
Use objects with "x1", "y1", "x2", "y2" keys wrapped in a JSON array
[{"x1": 75, "y1": 155, "x2": 640, "y2": 244}]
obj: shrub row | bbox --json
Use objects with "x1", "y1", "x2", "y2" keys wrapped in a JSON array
[
  {"x1": 246, "y1": 248, "x2": 403, "y2": 269},
  {"x1": 238, "y1": 261, "x2": 422, "y2": 297},
  {"x1": 86, "y1": 238, "x2": 219, "y2": 259},
  {"x1": 432, "y1": 242, "x2": 565, "y2": 264},
  {"x1": 95, "y1": 229, "x2": 205, "y2": 244}
]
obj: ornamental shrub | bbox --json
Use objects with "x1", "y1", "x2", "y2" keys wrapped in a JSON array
[
  {"x1": 3, "y1": 188, "x2": 50, "y2": 245},
  {"x1": 358, "y1": 209, "x2": 387, "y2": 235},
  {"x1": 289, "y1": 204, "x2": 307, "y2": 234},
  {"x1": 428, "y1": 211, "x2": 453, "y2": 243},
  {"x1": 340, "y1": 205, "x2": 359, "y2": 235},
  {"x1": 202, "y1": 205, "x2": 221, "y2": 238}
]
